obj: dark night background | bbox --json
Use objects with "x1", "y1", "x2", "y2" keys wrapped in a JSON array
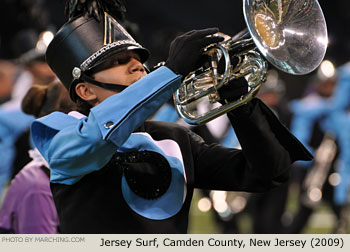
[{"x1": 1, "y1": 0, "x2": 349, "y2": 100}]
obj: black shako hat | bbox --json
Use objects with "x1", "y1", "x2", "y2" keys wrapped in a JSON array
[{"x1": 46, "y1": 12, "x2": 150, "y2": 100}]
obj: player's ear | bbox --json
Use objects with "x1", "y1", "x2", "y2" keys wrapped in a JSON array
[{"x1": 75, "y1": 82, "x2": 97, "y2": 102}]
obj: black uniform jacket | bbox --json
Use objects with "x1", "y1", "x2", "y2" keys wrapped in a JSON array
[{"x1": 51, "y1": 99, "x2": 312, "y2": 233}]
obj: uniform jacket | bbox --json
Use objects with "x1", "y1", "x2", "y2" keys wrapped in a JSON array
[{"x1": 31, "y1": 66, "x2": 312, "y2": 233}]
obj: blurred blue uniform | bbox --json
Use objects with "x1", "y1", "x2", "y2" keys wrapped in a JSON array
[
  {"x1": 0, "y1": 70, "x2": 34, "y2": 199},
  {"x1": 285, "y1": 64, "x2": 349, "y2": 233},
  {"x1": 327, "y1": 63, "x2": 350, "y2": 205},
  {"x1": 0, "y1": 108, "x2": 34, "y2": 198},
  {"x1": 290, "y1": 92, "x2": 334, "y2": 159}
]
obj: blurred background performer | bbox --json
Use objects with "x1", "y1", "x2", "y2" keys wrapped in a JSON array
[
  {"x1": 282, "y1": 64, "x2": 341, "y2": 233},
  {"x1": 0, "y1": 0, "x2": 58, "y2": 201},
  {"x1": 0, "y1": 29, "x2": 55, "y2": 200},
  {"x1": 0, "y1": 81, "x2": 76, "y2": 234}
]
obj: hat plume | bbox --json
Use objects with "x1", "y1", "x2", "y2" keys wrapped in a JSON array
[{"x1": 64, "y1": 0, "x2": 126, "y2": 22}]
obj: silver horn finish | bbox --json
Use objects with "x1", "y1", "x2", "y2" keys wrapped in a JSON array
[
  {"x1": 174, "y1": 0, "x2": 328, "y2": 125},
  {"x1": 244, "y1": 0, "x2": 328, "y2": 75}
]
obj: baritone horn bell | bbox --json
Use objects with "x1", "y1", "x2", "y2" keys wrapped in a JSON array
[{"x1": 173, "y1": 0, "x2": 328, "y2": 125}]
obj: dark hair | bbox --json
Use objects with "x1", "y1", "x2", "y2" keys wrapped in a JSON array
[
  {"x1": 21, "y1": 82, "x2": 77, "y2": 118},
  {"x1": 75, "y1": 96, "x2": 93, "y2": 116}
]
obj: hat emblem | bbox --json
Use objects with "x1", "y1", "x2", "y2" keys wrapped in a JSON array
[
  {"x1": 104, "y1": 12, "x2": 135, "y2": 45},
  {"x1": 72, "y1": 67, "x2": 81, "y2": 79}
]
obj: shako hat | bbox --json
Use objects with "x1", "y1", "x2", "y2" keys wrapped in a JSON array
[{"x1": 46, "y1": 12, "x2": 149, "y2": 100}]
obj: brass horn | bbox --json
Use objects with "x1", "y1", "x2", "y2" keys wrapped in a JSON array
[{"x1": 174, "y1": 0, "x2": 328, "y2": 125}]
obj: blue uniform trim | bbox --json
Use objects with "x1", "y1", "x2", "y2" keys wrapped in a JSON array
[
  {"x1": 30, "y1": 67, "x2": 181, "y2": 185},
  {"x1": 119, "y1": 133, "x2": 185, "y2": 220}
]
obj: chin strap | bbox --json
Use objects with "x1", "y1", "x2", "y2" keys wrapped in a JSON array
[{"x1": 80, "y1": 72, "x2": 128, "y2": 92}]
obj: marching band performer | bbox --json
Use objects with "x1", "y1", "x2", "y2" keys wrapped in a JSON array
[{"x1": 30, "y1": 0, "x2": 311, "y2": 233}]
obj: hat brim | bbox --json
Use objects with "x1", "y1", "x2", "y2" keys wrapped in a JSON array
[
  {"x1": 68, "y1": 44, "x2": 150, "y2": 101},
  {"x1": 121, "y1": 154, "x2": 186, "y2": 220},
  {"x1": 84, "y1": 44, "x2": 150, "y2": 73}
]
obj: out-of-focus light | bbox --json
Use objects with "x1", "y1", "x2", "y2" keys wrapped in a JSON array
[
  {"x1": 329, "y1": 172, "x2": 342, "y2": 187},
  {"x1": 308, "y1": 188, "x2": 322, "y2": 202},
  {"x1": 213, "y1": 200, "x2": 229, "y2": 213},
  {"x1": 197, "y1": 197, "x2": 212, "y2": 212},
  {"x1": 318, "y1": 60, "x2": 335, "y2": 79},
  {"x1": 210, "y1": 190, "x2": 227, "y2": 202},
  {"x1": 36, "y1": 31, "x2": 54, "y2": 51},
  {"x1": 218, "y1": 207, "x2": 232, "y2": 219},
  {"x1": 229, "y1": 196, "x2": 247, "y2": 214},
  {"x1": 42, "y1": 31, "x2": 54, "y2": 46}
]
